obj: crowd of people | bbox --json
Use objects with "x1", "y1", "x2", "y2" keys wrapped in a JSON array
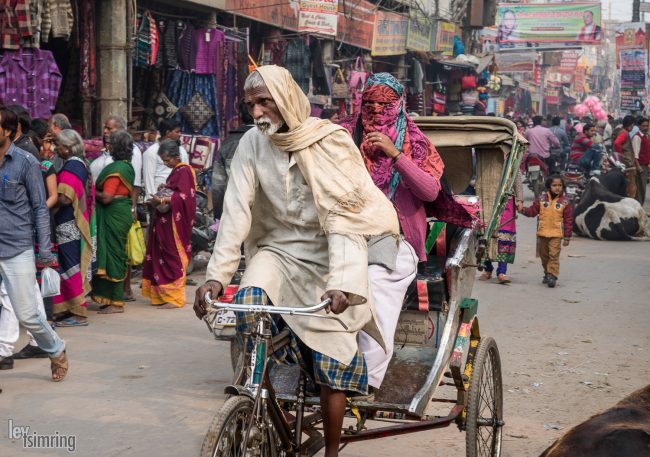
[
  {"x1": 0, "y1": 106, "x2": 198, "y2": 380},
  {"x1": 509, "y1": 112, "x2": 649, "y2": 204}
]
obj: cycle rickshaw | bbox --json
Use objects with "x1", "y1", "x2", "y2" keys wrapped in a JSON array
[{"x1": 201, "y1": 117, "x2": 525, "y2": 457}]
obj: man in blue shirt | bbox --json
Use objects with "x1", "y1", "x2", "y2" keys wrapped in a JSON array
[{"x1": 0, "y1": 107, "x2": 68, "y2": 381}]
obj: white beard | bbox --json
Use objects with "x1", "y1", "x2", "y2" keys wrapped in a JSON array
[{"x1": 255, "y1": 116, "x2": 284, "y2": 136}]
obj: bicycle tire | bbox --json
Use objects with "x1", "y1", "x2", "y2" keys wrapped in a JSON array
[
  {"x1": 200, "y1": 395, "x2": 283, "y2": 457},
  {"x1": 465, "y1": 337, "x2": 504, "y2": 457}
]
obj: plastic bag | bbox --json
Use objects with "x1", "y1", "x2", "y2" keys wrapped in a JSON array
[
  {"x1": 41, "y1": 267, "x2": 61, "y2": 298},
  {"x1": 127, "y1": 221, "x2": 146, "y2": 266}
]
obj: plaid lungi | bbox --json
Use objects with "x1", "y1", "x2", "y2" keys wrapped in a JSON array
[{"x1": 234, "y1": 287, "x2": 368, "y2": 394}]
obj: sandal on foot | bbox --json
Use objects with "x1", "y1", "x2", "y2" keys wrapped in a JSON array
[
  {"x1": 497, "y1": 274, "x2": 512, "y2": 284},
  {"x1": 55, "y1": 317, "x2": 88, "y2": 327},
  {"x1": 479, "y1": 271, "x2": 492, "y2": 281},
  {"x1": 97, "y1": 305, "x2": 124, "y2": 314},
  {"x1": 154, "y1": 302, "x2": 179, "y2": 309},
  {"x1": 124, "y1": 296, "x2": 136, "y2": 302},
  {"x1": 50, "y1": 350, "x2": 68, "y2": 382}
]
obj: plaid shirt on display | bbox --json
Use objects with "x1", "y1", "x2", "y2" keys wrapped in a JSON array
[
  {"x1": 1, "y1": 0, "x2": 32, "y2": 49},
  {"x1": 0, "y1": 49, "x2": 63, "y2": 119}
]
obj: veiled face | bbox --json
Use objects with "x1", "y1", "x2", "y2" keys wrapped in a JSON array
[{"x1": 245, "y1": 86, "x2": 285, "y2": 135}]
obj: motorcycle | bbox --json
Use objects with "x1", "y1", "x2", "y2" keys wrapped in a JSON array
[
  {"x1": 526, "y1": 154, "x2": 548, "y2": 198},
  {"x1": 562, "y1": 165, "x2": 586, "y2": 205},
  {"x1": 188, "y1": 168, "x2": 217, "y2": 274}
]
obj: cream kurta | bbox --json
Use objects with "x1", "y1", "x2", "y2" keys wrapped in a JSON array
[{"x1": 206, "y1": 128, "x2": 382, "y2": 364}]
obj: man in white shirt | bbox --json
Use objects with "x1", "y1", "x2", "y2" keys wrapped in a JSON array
[
  {"x1": 90, "y1": 116, "x2": 143, "y2": 191},
  {"x1": 142, "y1": 119, "x2": 189, "y2": 199}
]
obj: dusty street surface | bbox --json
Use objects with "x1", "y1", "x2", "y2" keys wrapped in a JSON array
[{"x1": 2, "y1": 191, "x2": 649, "y2": 457}]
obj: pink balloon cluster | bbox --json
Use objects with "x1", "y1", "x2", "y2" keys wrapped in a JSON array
[{"x1": 574, "y1": 96, "x2": 607, "y2": 122}]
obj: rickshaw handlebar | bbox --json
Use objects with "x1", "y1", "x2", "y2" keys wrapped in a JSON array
[{"x1": 203, "y1": 294, "x2": 347, "y2": 329}]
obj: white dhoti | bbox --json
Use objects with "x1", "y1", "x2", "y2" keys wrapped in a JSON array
[{"x1": 360, "y1": 239, "x2": 418, "y2": 389}]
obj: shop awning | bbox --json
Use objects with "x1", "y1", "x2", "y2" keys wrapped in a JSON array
[
  {"x1": 476, "y1": 55, "x2": 494, "y2": 74},
  {"x1": 435, "y1": 59, "x2": 476, "y2": 71}
]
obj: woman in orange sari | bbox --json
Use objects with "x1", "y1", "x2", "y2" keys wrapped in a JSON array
[{"x1": 142, "y1": 140, "x2": 196, "y2": 309}]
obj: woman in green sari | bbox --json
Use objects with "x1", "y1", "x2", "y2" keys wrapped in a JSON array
[{"x1": 91, "y1": 131, "x2": 135, "y2": 313}]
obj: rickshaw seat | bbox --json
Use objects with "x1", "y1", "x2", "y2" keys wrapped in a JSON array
[{"x1": 401, "y1": 223, "x2": 460, "y2": 313}]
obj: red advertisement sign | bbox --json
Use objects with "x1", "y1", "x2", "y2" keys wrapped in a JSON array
[
  {"x1": 560, "y1": 50, "x2": 580, "y2": 73},
  {"x1": 533, "y1": 59, "x2": 541, "y2": 85},
  {"x1": 615, "y1": 22, "x2": 647, "y2": 68},
  {"x1": 227, "y1": 0, "x2": 374, "y2": 49},
  {"x1": 573, "y1": 66, "x2": 586, "y2": 95},
  {"x1": 226, "y1": 0, "x2": 300, "y2": 31},
  {"x1": 337, "y1": 0, "x2": 375, "y2": 49}
]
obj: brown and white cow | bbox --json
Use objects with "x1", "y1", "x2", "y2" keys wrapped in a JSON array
[{"x1": 539, "y1": 384, "x2": 650, "y2": 457}]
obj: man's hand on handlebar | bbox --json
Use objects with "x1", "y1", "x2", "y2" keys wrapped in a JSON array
[
  {"x1": 194, "y1": 280, "x2": 223, "y2": 319},
  {"x1": 321, "y1": 290, "x2": 349, "y2": 314}
]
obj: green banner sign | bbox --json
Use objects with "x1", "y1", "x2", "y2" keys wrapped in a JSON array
[{"x1": 496, "y1": 2, "x2": 601, "y2": 45}]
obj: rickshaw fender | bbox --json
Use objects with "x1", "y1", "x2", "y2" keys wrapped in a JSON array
[
  {"x1": 223, "y1": 385, "x2": 255, "y2": 399},
  {"x1": 450, "y1": 309, "x2": 481, "y2": 395}
]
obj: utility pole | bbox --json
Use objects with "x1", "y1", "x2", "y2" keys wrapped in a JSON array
[{"x1": 633, "y1": 0, "x2": 640, "y2": 22}]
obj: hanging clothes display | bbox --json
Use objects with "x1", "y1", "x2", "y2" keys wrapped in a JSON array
[
  {"x1": 167, "y1": 69, "x2": 220, "y2": 137},
  {"x1": 178, "y1": 21, "x2": 197, "y2": 71},
  {"x1": 135, "y1": 11, "x2": 158, "y2": 68},
  {"x1": 406, "y1": 58, "x2": 425, "y2": 115},
  {"x1": 1, "y1": 0, "x2": 31, "y2": 50},
  {"x1": 161, "y1": 19, "x2": 184, "y2": 68},
  {"x1": 79, "y1": 0, "x2": 96, "y2": 99},
  {"x1": 195, "y1": 28, "x2": 224, "y2": 75},
  {"x1": 282, "y1": 38, "x2": 310, "y2": 94},
  {"x1": 0, "y1": 49, "x2": 63, "y2": 119},
  {"x1": 20, "y1": 0, "x2": 46, "y2": 48},
  {"x1": 310, "y1": 39, "x2": 329, "y2": 96},
  {"x1": 47, "y1": 0, "x2": 74, "y2": 41}
]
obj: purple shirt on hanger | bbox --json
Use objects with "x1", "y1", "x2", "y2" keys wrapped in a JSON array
[
  {"x1": 194, "y1": 28, "x2": 223, "y2": 75},
  {"x1": 0, "y1": 49, "x2": 63, "y2": 119}
]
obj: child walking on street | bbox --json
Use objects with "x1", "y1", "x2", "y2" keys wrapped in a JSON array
[{"x1": 519, "y1": 175, "x2": 573, "y2": 288}]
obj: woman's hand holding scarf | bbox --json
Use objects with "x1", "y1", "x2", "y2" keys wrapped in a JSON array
[{"x1": 365, "y1": 132, "x2": 400, "y2": 159}]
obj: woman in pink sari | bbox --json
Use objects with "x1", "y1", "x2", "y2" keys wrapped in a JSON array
[
  {"x1": 142, "y1": 140, "x2": 196, "y2": 309},
  {"x1": 53, "y1": 130, "x2": 95, "y2": 327}
]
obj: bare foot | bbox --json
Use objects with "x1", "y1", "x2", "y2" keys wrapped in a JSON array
[
  {"x1": 154, "y1": 302, "x2": 179, "y2": 309},
  {"x1": 97, "y1": 305, "x2": 125, "y2": 314}
]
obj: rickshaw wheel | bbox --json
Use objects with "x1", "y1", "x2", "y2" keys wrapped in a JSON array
[
  {"x1": 465, "y1": 337, "x2": 503, "y2": 457},
  {"x1": 200, "y1": 396, "x2": 283, "y2": 457}
]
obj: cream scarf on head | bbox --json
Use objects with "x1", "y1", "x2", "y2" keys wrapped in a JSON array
[{"x1": 255, "y1": 65, "x2": 399, "y2": 239}]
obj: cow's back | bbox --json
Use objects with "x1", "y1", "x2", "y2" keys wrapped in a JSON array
[{"x1": 540, "y1": 385, "x2": 650, "y2": 457}]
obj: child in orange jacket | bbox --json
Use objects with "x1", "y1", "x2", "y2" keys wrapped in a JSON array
[{"x1": 519, "y1": 175, "x2": 573, "y2": 288}]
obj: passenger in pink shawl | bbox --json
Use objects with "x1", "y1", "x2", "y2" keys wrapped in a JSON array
[{"x1": 339, "y1": 72, "x2": 443, "y2": 262}]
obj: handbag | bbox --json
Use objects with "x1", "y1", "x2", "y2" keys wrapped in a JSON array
[
  {"x1": 461, "y1": 75, "x2": 477, "y2": 90},
  {"x1": 433, "y1": 91, "x2": 446, "y2": 114},
  {"x1": 461, "y1": 90, "x2": 478, "y2": 106},
  {"x1": 40, "y1": 267, "x2": 61, "y2": 298},
  {"x1": 331, "y1": 69, "x2": 348, "y2": 99},
  {"x1": 348, "y1": 56, "x2": 367, "y2": 91},
  {"x1": 126, "y1": 221, "x2": 146, "y2": 266}
]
